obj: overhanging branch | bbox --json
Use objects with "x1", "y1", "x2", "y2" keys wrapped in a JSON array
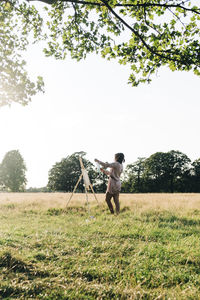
[
  {"x1": 26, "y1": 0, "x2": 200, "y2": 64},
  {"x1": 99, "y1": 0, "x2": 179, "y2": 63},
  {"x1": 26, "y1": 0, "x2": 200, "y2": 16}
]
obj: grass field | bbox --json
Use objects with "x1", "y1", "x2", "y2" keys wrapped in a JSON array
[{"x1": 1, "y1": 193, "x2": 200, "y2": 299}]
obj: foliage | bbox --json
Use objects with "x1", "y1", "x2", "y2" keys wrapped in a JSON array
[
  {"x1": 42, "y1": 0, "x2": 200, "y2": 86},
  {"x1": 192, "y1": 158, "x2": 200, "y2": 176},
  {"x1": 0, "y1": 150, "x2": 27, "y2": 192},
  {"x1": 123, "y1": 150, "x2": 200, "y2": 193},
  {"x1": 93, "y1": 169, "x2": 108, "y2": 193},
  {"x1": 144, "y1": 150, "x2": 191, "y2": 192},
  {"x1": 25, "y1": 186, "x2": 50, "y2": 192},
  {"x1": 1, "y1": 195, "x2": 200, "y2": 298},
  {"x1": 0, "y1": 1, "x2": 44, "y2": 106},
  {"x1": 1, "y1": 0, "x2": 200, "y2": 105},
  {"x1": 48, "y1": 151, "x2": 98, "y2": 192},
  {"x1": 122, "y1": 157, "x2": 146, "y2": 192},
  {"x1": 190, "y1": 159, "x2": 200, "y2": 192},
  {"x1": 48, "y1": 151, "x2": 108, "y2": 193}
]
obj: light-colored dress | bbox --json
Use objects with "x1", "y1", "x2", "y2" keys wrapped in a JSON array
[{"x1": 99, "y1": 161, "x2": 123, "y2": 194}]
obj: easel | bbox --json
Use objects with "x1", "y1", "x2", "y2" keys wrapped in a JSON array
[{"x1": 66, "y1": 157, "x2": 99, "y2": 209}]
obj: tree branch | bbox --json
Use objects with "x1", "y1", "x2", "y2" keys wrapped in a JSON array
[
  {"x1": 99, "y1": 0, "x2": 180, "y2": 63},
  {"x1": 26, "y1": 0, "x2": 200, "y2": 16},
  {"x1": 37, "y1": 0, "x2": 200, "y2": 15}
]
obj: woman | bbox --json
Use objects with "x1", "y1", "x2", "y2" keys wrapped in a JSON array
[{"x1": 95, "y1": 153, "x2": 125, "y2": 214}]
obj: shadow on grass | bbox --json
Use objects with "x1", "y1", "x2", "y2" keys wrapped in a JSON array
[
  {"x1": 0, "y1": 285, "x2": 23, "y2": 299},
  {"x1": 47, "y1": 207, "x2": 87, "y2": 216},
  {"x1": 0, "y1": 252, "x2": 49, "y2": 298},
  {"x1": 0, "y1": 251, "x2": 49, "y2": 277},
  {"x1": 0, "y1": 283, "x2": 45, "y2": 299},
  {"x1": 142, "y1": 211, "x2": 200, "y2": 227},
  {"x1": 47, "y1": 206, "x2": 131, "y2": 216},
  {"x1": 71, "y1": 267, "x2": 118, "y2": 284}
]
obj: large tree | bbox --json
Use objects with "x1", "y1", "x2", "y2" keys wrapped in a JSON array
[
  {"x1": 48, "y1": 151, "x2": 107, "y2": 192},
  {"x1": 0, "y1": 150, "x2": 27, "y2": 192},
  {"x1": 1, "y1": 0, "x2": 200, "y2": 106},
  {"x1": 144, "y1": 150, "x2": 191, "y2": 192},
  {"x1": 123, "y1": 150, "x2": 192, "y2": 193},
  {"x1": 48, "y1": 151, "x2": 97, "y2": 192}
]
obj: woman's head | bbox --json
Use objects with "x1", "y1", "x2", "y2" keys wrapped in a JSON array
[{"x1": 115, "y1": 153, "x2": 125, "y2": 164}]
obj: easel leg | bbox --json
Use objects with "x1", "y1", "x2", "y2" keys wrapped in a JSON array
[
  {"x1": 90, "y1": 184, "x2": 99, "y2": 206},
  {"x1": 85, "y1": 186, "x2": 90, "y2": 214},
  {"x1": 66, "y1": 174, "x2": 83, "y2": 207}
]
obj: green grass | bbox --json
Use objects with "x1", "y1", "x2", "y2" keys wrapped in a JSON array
[{"x1": 1, "y1": 198, "x2": 200, "y2": 299}]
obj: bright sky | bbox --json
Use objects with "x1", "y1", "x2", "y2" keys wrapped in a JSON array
[{"x1": 0, "y1": 41, "x2": 200, "y2": 187}]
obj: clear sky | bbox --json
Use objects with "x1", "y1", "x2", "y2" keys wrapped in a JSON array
[{"x1": 0, "y1": 42, "x2": 200, "y2": 187}]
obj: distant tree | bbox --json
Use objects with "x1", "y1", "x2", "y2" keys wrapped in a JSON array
[
  {"x1": 0, "y1": 150, "x2": 27, "y2": 192},
  {"x1": 123, "y1": 150, "x2": 192, "y2": 193},
  {"x1": 164, "y1": 150, "x2": 191, "y2": 193},
  {"x1": 122, "y1": 157, "x2": 146, "y2": 193},
  {"x1": 138, "y1": 152, "x2": 179, "y2": 192},
  {"x1": 25, "y1": 186, "x2": 50, "y2": 192},
  {"x1": 48, "y1": 151, "x2": 97, "y2": 192},
  {"x1": 93, "y1": 171, "x2": 108, "y2": 193},
  {"x1": 144, "y1": 150, "x2": 191, "y2": 192},
  {"x1": 176, "y1": 168, "x2": 193, "y2": 193},
  {"x1": 191, "y1": 159, "x2": 200, "y2": 192},
  {"x1": 143, "y1": 152, "x2": 168, "y2": 192},
  {"x1": 192, "y1": 158, "x2": 200, "y2": 177}
]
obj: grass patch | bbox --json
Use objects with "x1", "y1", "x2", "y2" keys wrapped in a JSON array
[{"x1": 0, "y1": 193, "x2": 200, "y2": 299}]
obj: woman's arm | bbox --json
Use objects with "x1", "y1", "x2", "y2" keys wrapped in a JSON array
[
  {"x1": 95, "y1": 159, "x2": 116, "y2": 169},
  {"x1": 95, "y1": 159, "x2": 108, "y2": 168},
  {"x1": 100, "y1": 168, "x2": 111, "y2": 176}
]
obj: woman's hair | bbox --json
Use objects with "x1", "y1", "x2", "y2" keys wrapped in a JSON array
[{"x1": 115, "y1": 153, "x2": 125, "y2": 164}]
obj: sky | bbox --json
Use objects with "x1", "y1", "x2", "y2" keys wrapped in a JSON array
[{"x1": 0, "y1": 30, "x2": 200, "y2": 187}]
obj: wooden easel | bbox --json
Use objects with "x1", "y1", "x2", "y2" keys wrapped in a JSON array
[{"x1": 66, "y1": 157, "x2": 99, "y2": 208}]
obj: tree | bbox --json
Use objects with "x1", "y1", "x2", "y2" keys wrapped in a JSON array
[
  {"x1": 191, "y1": 158, "x2": 200, "y2": 192},
  {"x1": 93, "y1": 171, "x2": 108, "y2": 193},
  {"x1": 144, "y1": 150, "x2": 191, "y2": 192},
  {"x1": 122, "y1": 157, "x2": 146, "y2": 192},
  {"x1": 164, "y1": 150, "x2": 191, "y2": 193},
  {"x1": 144, "y1": 152, "x2": 168, "y2": 192},
  {"x1": 0, "y1": 150, "x2": 27, "y2": 192},
  {"x1": 0, "y1": 1, "x2": 44, "y2": 106},
  {"x1": 192, "y1": 158, "x2": 200, "y2": 177},
  {"x1": 48, "y1": 151, "x2": 97, "y2": 192},
  {"x1": 123, "y1": 150, "x2": 192, "y2": 193},
  {"x1": 1, "y1": 0, "x2": 200, "y2": 105}
]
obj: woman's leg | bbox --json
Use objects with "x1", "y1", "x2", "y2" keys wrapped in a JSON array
[
  {"x1": 113, "y1": 193, "x2": 120, "y2": 214},
  {"x1": 105, "y1": 192, "x2": 114, "y2": 214}
]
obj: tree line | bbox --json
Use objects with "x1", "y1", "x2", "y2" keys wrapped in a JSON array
[
  {"x1": 0, "y1": 149, "x2": 200, "y2": 193},
  {"x1": 122, "y1": 151, "x2": 200, "y2": 193}
]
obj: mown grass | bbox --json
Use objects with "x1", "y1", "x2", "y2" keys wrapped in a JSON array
[{"x1": 0, "y1": 193, "x2": 200, "y2": 299}]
